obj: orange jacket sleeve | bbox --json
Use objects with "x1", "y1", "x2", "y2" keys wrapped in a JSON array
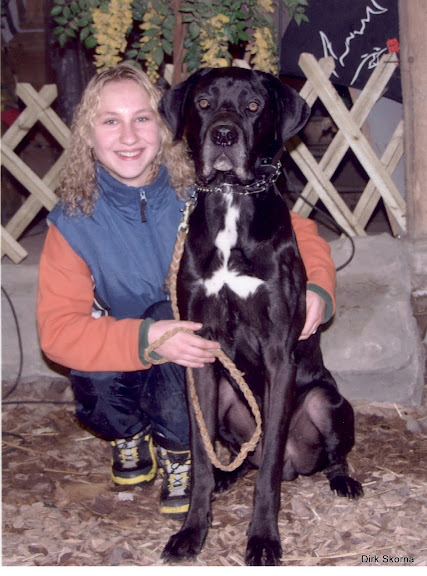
[
  {"x1": 291, "y1": 212, "x2": 336, "y2": 321},
  {"x1": 37, "y1": 224, "x2": 149, "y2": 372}
]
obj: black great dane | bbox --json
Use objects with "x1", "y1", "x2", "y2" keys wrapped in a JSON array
[{"x1": 158, "y1": 67, "x2": 363, "y2": 566}]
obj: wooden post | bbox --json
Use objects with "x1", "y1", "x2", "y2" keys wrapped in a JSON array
[
  {"x1": 399, "y1": 0, "x2": 427, "y2": 337},
  {"x1": 172, "y1": 0, "x2": 186, "y2": 85},
  {"x1": 399, "y1": 0, "x2": 427, "y2": 242}
]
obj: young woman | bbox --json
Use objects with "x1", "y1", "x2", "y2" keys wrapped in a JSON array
[{"x1": 37, "y1": 63, "x2": 336, "y2": 518}]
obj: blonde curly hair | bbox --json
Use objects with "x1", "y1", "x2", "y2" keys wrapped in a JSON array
[{"x1": 58, "y1": 63, "x2": 195, "y2": 216}]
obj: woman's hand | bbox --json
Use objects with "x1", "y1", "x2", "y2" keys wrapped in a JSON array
[
  {"x1": 147, "y1": 319, "x2": 221, "y2": 368},
  {"x1": 298, "y1": 291, "x2": 326, "y2": 341}
]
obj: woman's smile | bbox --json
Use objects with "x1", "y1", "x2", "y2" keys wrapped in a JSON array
[{"x1": 89, "y1": 80, "x2": 162, "y2": 187}]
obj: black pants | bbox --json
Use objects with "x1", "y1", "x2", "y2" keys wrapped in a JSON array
[{"x1": 70, "y1": 301, "x2": 189, "y2": 450}]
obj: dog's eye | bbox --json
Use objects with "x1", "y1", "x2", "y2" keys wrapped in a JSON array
[
  {"x1": 198, "y1": 99, "x2": 210, "y2": 109},
  {"x1": 248, "y1": 102, "x2": 259, "y2": 112}
]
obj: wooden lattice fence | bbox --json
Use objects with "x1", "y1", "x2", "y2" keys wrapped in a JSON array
[
  {"x1": 1, "y1": 53, "x2": 405, "y2": 264},
  {"x1": 289, "y1": 52, "x2": 406, "y2": 237},
  {"x1": 1, "y1": 84, "x2": 70, "y2": 263}
]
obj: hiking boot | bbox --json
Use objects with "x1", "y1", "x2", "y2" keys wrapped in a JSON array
[
  {"x1": 157, "y1": 445, "x2": 191, "y2": 517},
  {"x1": 111, "y1": 428, "x2": 157, "y2": 486}
]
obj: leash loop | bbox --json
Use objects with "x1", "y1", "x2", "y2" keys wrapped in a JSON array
[{"x1": 145, "y1": 197, "x2": 263, "y2": 471}]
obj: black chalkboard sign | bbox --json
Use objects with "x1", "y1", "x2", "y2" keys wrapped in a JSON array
[{"x1": 280, "y1": 0, "x2": 401, "y2": 102}]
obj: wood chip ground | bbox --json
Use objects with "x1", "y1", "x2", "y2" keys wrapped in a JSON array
[{"x1": 2, "y1": 380, "x2": 427, "y2": 567}]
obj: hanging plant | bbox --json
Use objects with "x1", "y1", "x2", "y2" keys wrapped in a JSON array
[{"x1": 50, "y1": 0, "x2": 309, "y2": 81}]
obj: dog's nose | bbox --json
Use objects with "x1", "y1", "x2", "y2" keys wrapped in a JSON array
[{"x1": 211, "y1": 125, "x2": 238, "y2": 147}]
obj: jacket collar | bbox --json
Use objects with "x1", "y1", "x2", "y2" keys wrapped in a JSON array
[{"x1": 96, "y1": 163, "x2": 170, "y2": 221}]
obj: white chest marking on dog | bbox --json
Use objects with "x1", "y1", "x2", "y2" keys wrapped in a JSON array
[{"x1": 203, "y1": 193, "x2": 264, "y2": 298}]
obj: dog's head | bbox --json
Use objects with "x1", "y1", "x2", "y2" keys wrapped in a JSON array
[{"x1": 159, "y1": 67, "x2": 310, "y2": 186}]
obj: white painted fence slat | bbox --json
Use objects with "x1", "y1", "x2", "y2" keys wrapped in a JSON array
[{"x1": 1, "y1": 84, "x2": 70, "y2": 263}]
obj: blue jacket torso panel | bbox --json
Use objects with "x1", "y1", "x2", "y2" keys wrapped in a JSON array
[{"x1": 48, "y1": 164, "x2": 186, "y2": 319}]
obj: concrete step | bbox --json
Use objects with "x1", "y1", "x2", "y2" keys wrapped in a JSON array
[
  {"x1": 2, "y1": 233, "x2": 425, "y2": 406},
  {"x1": 323, "y1": 234, "x2": 425, "y2": 406}
]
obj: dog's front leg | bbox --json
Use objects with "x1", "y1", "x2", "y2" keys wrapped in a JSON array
[
  {"x1": 245, "y1": 359, "x2": 296, "y2": 566},
  {"x1": 162, "y1": 363, "x2": 217, "y2": 561}
]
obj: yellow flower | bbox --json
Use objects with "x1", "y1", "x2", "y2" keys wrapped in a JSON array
[
  {"x1": 250, "y1": 27, "x2": 278, "y2": 74},
  {"x1": 257, "y1": 0, "x2": 275, "y2": 14},
  {"x1": 200, "y1": 14, "x2": 231, "y2": 68},
  {"x1": 138, "y1": 1, "x2": 164, "y2": 83},
  {"x1": 91, "y1": 0, "x2": 133, "y2": 71}
]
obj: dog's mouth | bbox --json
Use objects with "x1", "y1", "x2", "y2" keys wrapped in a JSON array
[
  {"x1": 212, "y1": 153, "x2": 234, "y2": 172},
  {"x1": 200, "y1": 146, "x2": 254, "y2": 186}
]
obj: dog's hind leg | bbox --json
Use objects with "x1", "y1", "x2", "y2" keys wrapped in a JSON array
[
  {"x1": 286, "y1": 385, "x2": 364, "y2": 500},
  {"x1": 316, "y1": 389, "x2": 364, "y2": 500},
  {"x1": 214, "y1": 376, "x2": 260, "y2": 493}
]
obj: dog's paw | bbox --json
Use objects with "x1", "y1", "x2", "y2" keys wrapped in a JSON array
[
  {"x1": 245, "y1": 536, "x2": 282, "y2": 566},
  {"x1": 161, "y1": 527, "x2": 206, "y2": 562},
  {"x1": 329, "y1": 475, "x2": 364, "y2": 500}
]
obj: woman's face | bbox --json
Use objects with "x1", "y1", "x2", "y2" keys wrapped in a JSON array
[{"x1": 88, "y1": 79, "x2": 162, "y2": 187}]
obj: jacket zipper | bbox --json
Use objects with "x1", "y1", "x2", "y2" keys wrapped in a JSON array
[{"x1": 140, "y1": 190, "x2": 147, "y2": 222}]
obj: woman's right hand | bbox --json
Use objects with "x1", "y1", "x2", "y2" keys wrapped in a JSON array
[{"x1": 147, "y1": 320, "x2": 221, "y2": 368}]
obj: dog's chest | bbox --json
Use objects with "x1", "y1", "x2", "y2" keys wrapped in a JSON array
[{"x1": 202, "y1": 193, "x2": 264, "y2": 299}]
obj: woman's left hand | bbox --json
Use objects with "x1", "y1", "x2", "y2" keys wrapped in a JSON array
[{"x1": 298, "y1": 290, "x2": 326, "y2": 340}]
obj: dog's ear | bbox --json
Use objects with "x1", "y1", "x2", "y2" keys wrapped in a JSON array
[
  {"x1": 258, "y1": 73, "x2": 311, "y2": 144},
  {"x1": 158, "y1": 68, "x2": 212, "y2": 141}
]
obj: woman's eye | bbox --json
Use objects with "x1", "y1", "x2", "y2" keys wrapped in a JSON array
[
  {"x1": 137, "y1": 116, "x2": 149, "y2": 123},
  {"x1": 248, "y1": 102, "x2": 259, "y2": 112},
  {"x1": 199, "y1": 99, "x2": 210, "y2": 109}
]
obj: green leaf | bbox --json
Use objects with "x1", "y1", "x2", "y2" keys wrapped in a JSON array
[
  {"x1": 53, "y1": 26, "x2": 65, "y2": 36},
  {"x1": 164, "y1": 14, "x2": 175, "y2": 29},
  {"x1": 50, "y1": 6, "x2": 63, "y2": 16},
  {"x1": 188, "y1": 21, "x2": 200, "y2": 40},
  {"x1": 238, "y1": 30, "x2": 249, "y2": 42},
  {"x1": 84, "y1": 35, "x2": 98, "y2": 49},
  {"x1": 140, "y1": 37, "x2": 158, "y2": 52},
  {"x1": 295, "y1": 11, "x2": 309, "y2": 25},
  {"x1": 179, "y1": 4, "x2": 196, "y2": 13},
  {"x1": 162, "y1": 38, "x2": 173, "y2": 55},
  {"x1": 58, "y1": 32, "x2": 68, "y2": 47},
  {"x1": 162, "y1": 27, "x2": 173, "y2": 43},
  {"x1": 54, "y1": 16, "x2": 69, "y2": 25},
  {"x1": 77, "y1": 16, "x2": 91, "y2": 27},
  {"x1": 71, "y1": 2, "x2": 80, "y2": 14},
  {"x1": 126, "y1": 49, "x2": 139, "y2": 58},
  {"x1": 150, "y1": 15, "x2": 163, "y2": 26},
  {"x1": 64, "y1": 27, "x2": 77, "y2": 38},
  {"x1": 152, "y1": 46, "x2": 164, "y2": 66},
  {"x1": 80, "y1": 26, "x2": 90, "y2": 41}
]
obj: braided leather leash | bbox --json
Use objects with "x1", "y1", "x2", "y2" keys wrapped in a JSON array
[{"x1": 143, "y1": 200, "x2": 262, "y2": 471}]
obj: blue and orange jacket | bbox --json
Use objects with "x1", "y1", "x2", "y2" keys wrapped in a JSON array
[{"x1": 37, "y1": 164, "x2": 336, "y2": 373}]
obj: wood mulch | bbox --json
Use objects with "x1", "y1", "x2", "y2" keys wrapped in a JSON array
[{"x1": 2, "y1": 379, "x2": 427, "y2": 567}]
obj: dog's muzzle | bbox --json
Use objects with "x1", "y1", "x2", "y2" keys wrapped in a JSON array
[{"x1": 203, "y1": 121, "x2": 247, "y2": 179}]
